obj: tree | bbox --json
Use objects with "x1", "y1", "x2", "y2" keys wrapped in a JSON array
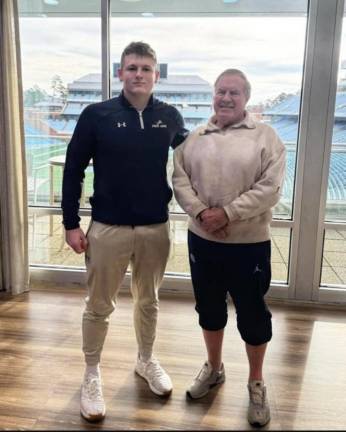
[
  {"x1": 51, "y1": 74, "x2": 68, "y2": 102},
  {"x1": 24, "y1": 85, "x2": 48, "y2": 107},
  {"x1": 264, "y1": 92, "x2": 294, "y2": 109}
]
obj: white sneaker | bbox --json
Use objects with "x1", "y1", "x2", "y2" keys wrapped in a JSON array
[
  {"x1": 80, "y1": 373, "x2": 106, "y2": 422},
  {"x1": 247, "y1": 380, "x2": 270, "y2": 427},
  {"x1": 135, "y1": 356, "x2": 173, "y2": 396},
  {"x1": 186, "y1": 361, "x2": 225, "y2": 399}
]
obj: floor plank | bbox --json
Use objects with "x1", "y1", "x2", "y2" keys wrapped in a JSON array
[{"x1": 1, "y1": 283, "x2": 346, "y2": 430}]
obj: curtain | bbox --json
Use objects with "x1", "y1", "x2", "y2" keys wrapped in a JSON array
[{"x1": 0, "y1": 0, "x2": 29, "y2": 294}]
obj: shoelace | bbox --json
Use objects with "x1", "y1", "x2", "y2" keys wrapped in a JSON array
[
  {"x1": 249, "y1": 386, "x2": 265, "y2": 407},
  {"x1": 84, "y1": 377, "x2": 103, "y2": 401},
  {"x1": 195, "y1": 363, "x2": 212, "y2": 382},
  {"x1": 146, "y1": 359, "x2": 167, "y2": 381}
]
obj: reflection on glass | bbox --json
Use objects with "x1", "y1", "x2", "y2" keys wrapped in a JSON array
[{"x1": 321, "y1": 229, "x2": 346, "y2": 286}]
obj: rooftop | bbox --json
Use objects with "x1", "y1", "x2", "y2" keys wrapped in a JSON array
[{"x1": 68, "y1": 73, "x2": 213, "y2": 94}]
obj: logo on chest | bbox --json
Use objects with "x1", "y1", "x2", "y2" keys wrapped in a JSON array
[
  {"x1": 152, "y1": 120, "x2": 167, "y2": 128},
  {"x1": 116, "y1": 121, "x2": 127, "y2": 128}
]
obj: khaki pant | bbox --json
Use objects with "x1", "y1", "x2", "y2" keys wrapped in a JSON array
[{"x1": 83, "y1": 221, "x2": 170, "y2": 365}]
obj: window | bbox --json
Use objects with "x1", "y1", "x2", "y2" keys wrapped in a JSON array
[
  {"x1": 25, "y1": 1, "x2": 346, "y2": 302},
  {"x1": 19, "y1": 1, "x2": 101, "y2": 267},
  {"x1": 320, "y1": 6, "x2": 346, "y2": 288},
  {"x1": 110, "y1": 1, "x2": 307, "y2": 280}
]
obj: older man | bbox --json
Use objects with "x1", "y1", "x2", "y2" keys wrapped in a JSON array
[{"x1": 173, "y1": 69, "x2": 285, "y2": 427}]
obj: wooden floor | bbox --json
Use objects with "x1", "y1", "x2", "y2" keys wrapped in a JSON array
[{"x1": 1, "y1": 283, "x2": 346, "y2": 431}]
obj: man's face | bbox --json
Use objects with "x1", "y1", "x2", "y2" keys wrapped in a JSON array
[
  {"x1": 213, "y1": 74, "x2": 248, "y2": 127},
  {"x1": 118, "y1": 54, "x2": 159, "y2": 99}
]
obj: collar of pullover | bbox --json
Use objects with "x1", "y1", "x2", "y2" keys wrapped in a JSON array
[
  {"x1": 119, "y1": 91, "x2": 154, "y2": 110},
  {"x1": 201, "y1": 111, "x2": 256, "y2": 135}
]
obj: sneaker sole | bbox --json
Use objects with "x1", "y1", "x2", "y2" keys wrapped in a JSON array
[
  {"x1": 186, "y1": 375, "x2": 225, "y2": 399},
  {"x1": 80, "y1": 407, "x2": 106, "y2": 423},
  {"x1": 248, "y1": 417, "x2": 270, "y2": 428},
  {"x1": 135, "y1": 369, "x2": 172, "y2": 397}
]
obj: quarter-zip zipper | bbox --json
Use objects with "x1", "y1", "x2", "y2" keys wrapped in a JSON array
[{"x1": 137, "y1": 110, "x2": 144, "y2": 129}]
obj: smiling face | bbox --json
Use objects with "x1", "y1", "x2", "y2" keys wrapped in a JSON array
[
  {"x1": 118, "y1": 54, "x2": 159, "y2": 102},
  {"x1": 213, "y1": 74, "x2": 249, "y2": 128}
]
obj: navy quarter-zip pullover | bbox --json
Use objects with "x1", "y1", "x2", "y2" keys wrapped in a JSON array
[{"x1": 62, "y1": 92, "x2": 188, "y2": 230}]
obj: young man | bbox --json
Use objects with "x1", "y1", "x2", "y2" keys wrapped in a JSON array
[
  {"x1": 173, "y1": 69, "x2": 286, "y2": 427},
  {"x1": 62, "y1": 41, "x2": 187, "y2": 422}
]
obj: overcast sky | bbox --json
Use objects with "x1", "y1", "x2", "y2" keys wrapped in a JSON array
[{"x1": 19, "y1": 15, "x2": 345, "y2": 104}]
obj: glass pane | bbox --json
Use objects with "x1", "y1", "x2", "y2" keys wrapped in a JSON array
[
  {"x1": 271, "y1": 227, "x2": 290, "y2": 283},
  {"x1": 29, "y1": 215, "x2": 90, "y2": 267},
  {"x1": 166, "y1": 220, "x2": 190, "y2": 274},
  {"x1": 320, "y1": 8, "x2": 346, "y2": 289},
  {"x1": 167, "y1": 224, "x2": 290, "y2": 283},
  {"x1": 22, "y1": 0, "x2": 303, "y2": 278},
  {"x1": 325, "y1": 10, "x2": 346, "y2": 222},
  {"x1": 18, "y1": 1, "x2": 101, "y2": 266},
  {"x1": 110, "y1": 1, "x2": 307, "y2": 16},
  {"x1": 29, "y1": 213, "x2": 289, "y2": 284},
  {"x1": 321, "y1": 229, "x2": 346, "y2": 286},
  {"x1": 19, "y1": 2, "x2": 101, "y2": 209},
  {"x1": 111, "y1": 2, "x2": 307, "y2": 219},
  {"x1": 29, "y1": 216, "x2": 190, "y2": 270}
]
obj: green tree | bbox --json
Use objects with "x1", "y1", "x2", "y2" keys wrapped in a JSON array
[
  {"x1": 23, "y1": 85, "x2": 48, "y2": 107},
  {"x1": 51, "y1": 74, "x2": 68, "y2": 102}
]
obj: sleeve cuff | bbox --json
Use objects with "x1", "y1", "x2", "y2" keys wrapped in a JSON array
[
  {"x1": 191, "y1": 202, "x2": 209, "y2": 219},
  {"x1": 223, "y1": 204, "x2": 239, "y2": 222},
  {"x1": 63, "y1": 221, "x2": 80, "y2": 230}
]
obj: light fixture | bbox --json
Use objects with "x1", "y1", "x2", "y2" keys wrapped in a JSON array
[
  {"x1": 44, "y1": 0, "x2": 59, "y2": 5},
  {"x1": 223, "y1": 0, "x2": 239, "y2": 3},
  {"x1": 120, "y1": 0, "x2": 143, "y2": 2}
]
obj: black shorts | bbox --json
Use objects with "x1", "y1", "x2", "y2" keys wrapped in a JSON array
[{"x1": 188, "y1": 230, "x2": 272, "y2": 346}]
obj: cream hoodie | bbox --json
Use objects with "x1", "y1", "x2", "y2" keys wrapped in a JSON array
[{"x1": 172, "y1": 112, "x2": 286, "y2": 243}]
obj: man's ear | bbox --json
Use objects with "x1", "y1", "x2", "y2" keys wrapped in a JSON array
[
  {"x1": 155, "y1": 70, "x2": 160, "y2": 83},
  {"x1": 118, "y1": 68, "x2": 123, "y2": 82}
]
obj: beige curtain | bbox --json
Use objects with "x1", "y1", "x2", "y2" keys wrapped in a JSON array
[{"x1": 0, "y1": 0, "x2": 29, "y2": 294}]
